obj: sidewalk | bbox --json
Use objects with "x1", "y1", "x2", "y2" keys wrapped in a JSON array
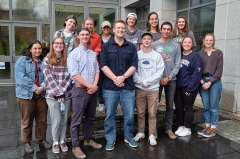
[{"x1": 1, "y1": 86, "x2": 240, "y2": 159}]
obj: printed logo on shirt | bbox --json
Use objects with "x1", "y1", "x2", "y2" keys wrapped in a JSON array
[
  {"x1": 198, "y1": 67, "x2": 201, "y2": 72},
  {"x1": 127, "y1": 38, "x2": 139, "y2": 44},
  {"x1": 173, "y1": 36, "x2": 183, "y2": 43},
  {"x1": 180, "y1": 59, "x2": 190, "y2": 67},
  {"x1": 156, "y1": 46, "x2": 172, "y2": 63}
]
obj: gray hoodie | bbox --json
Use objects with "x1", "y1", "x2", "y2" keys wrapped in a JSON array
[{"x1": 124, "y1": 27, "x2": 142, "y2": 51}]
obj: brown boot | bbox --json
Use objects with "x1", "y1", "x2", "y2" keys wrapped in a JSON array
[
  {"x1": 165, "y1": 130, "x2": 177, "y2": 139},
  {"x1": 72, "y1": 147, "x2": 86, "y2": 159},
  {"x1": 84, "y1": 140, "x2": 102, "y2": 149}
]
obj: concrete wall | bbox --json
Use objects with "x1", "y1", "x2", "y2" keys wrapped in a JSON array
[
  {"x1": 150, "y1": 0, "x2": 177, "y2": 26},
  {"x1": 214, "y1": 0, "x2": 240, "y2": 119},
  {"x1": 121, "y1": 0, "x2": 177, "y2": 27}
]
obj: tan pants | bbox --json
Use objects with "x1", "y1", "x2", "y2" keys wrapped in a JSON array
[
  {"x1": 135, "y1": 88, "x2": 159, "y2": 138},
  {"x1": 17, "y1": 93, "x2": 48, "y2": 142}
]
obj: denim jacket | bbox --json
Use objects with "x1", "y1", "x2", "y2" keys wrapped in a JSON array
[{"x1": 15, "y1": 56, "x2": 46, "y2": 99}]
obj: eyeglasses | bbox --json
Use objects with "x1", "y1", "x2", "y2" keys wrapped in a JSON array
[{"x1": 54, "y1": 42, "x2": 64, "y2": 46}]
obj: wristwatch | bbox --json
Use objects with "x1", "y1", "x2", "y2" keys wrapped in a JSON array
[{"x1": 123, "y1": 74, "x2": 127, "y2": 79}]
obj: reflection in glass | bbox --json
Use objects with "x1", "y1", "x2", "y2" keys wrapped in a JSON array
[
  {"x1": 143, "y1": 5, "x2": 150, "y2": 20},
  {"x1": 89, "y1": 7, "x2": 115, "y2": 34},
  {"x1": 191, "y1": 0, "x2": 214, "y2": 7},
  {"x1": 0, "y1": 26, "x2": 10, "y2": 56},
  {"x1": 190, "y1": 4, "x2": 215, "y2": 51},
  {"x1": 42, "y1": 24, "x2": 50, "y2": 48},
  {"x1": 55, "y1": 4, "x2": 84, "y2": 31},
  {"x1": 178, "y1": 11, "x2": 189, "y2": 20},
  {"x1": 12, "y1": 0, "x2": 49, "y2": 22},
  {"x1": 0, "y1": 62, "x2": 10, "y2": 79},
  {"x1": 178, "y1": 0, "x2": 189, "y2": 10},
  {"x1": 0, "y1": 0, "x2": 9, "y2": 20},
  {"x1": 14, "y1": 27, "x2": 37, "y2": 56}
]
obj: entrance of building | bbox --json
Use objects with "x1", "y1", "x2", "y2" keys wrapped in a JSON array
[
  {"x1": 0, "y1": 0, "x2": 118, "y2": 85},
  {"x1": 52, "y1": 1, "x2": 117, "y2": 38},
  {"x1": 0, "y1": 23, "x2": 40, "y2": 85}
]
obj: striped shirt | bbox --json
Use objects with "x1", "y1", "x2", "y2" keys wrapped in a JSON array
[
  {"x1": 67, "y1": 44, "x2": 99, "y2": 84},
  {"x1": 42, "y1": 57, "x2": 72, "y2": 100}
]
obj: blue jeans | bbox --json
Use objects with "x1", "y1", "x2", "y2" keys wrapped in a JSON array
[
  {"x1": 199, "y1": 76, "x2": 222, "y2": 126},
  {"x1": 103, "y1": 89, "x2": 135, "y2": 142}
]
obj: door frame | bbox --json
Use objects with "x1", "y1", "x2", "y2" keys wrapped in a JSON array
[
  {"x1": 51, "y1": 1, "x2": 86, "y2": 41},
  {"x1": 0, "y1": 23, "x2": 40, "y2": 85}
]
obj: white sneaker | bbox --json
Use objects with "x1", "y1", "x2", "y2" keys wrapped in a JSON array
[
  {"x1": 97, "y1": 104, "x2": 105, "y2": 112},
  {"x1": 175, "y1": 126, "x2": 184, "y2": 136},
  {"x1": 133, "y1": 133, "x2": 145, "y2": 141},
  {"x1": 178, "y1": 128, "x2": 191, "y2": 137},
  {"x1": 149, "y1": 134, "x2": 157, "y2": 146}
]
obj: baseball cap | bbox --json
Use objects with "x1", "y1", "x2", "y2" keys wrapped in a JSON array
[
  {"x1": 65, "y1": 15, "x2": 78, "y2": 25},
  {"x1": 141, "y1": 31, "x2": 153, "y2": 39},
  {"x1": 101, "y1": 21, "x2": 111, "y2": 28},
  {"x1": 127, "y1": 13, "x2": 137, "y2": 20}
]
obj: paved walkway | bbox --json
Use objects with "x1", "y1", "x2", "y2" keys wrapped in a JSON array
[{"x1": 1, "y1": 86, "x2": 240, "y2": 158}]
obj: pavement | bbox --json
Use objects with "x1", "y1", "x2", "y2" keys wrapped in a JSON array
[{"x1": 1, "y1": 86, "x2": 240, "y2": 159}]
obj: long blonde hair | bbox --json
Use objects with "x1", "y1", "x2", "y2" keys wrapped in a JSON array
[
  {"x1": 47, "y1": 37, "x2": 67, "y2": 66},
  {"x1": 202, "y1": 33, "x2": 217, "y2": 50},
  {"x1": 82, "y1": 17, "x2": 95, "y2": 33}
]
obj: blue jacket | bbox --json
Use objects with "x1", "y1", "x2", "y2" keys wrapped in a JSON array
[
  {"x1": 176, "y1": 51, "x2": 203, "y2": 92},
  {"x1": 15, "y1": 56, "x2": 46, "y2": 99},
  {"x1": 100, "y1": 38, "x2": 138, "y2": 90}
]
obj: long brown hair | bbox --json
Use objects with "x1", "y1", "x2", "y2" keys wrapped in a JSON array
[
  {"x1": 146, "y1": 12, "x2": 160, "y2": 33},
  {"x1": 202, "y1": 33, "x2": 217, "y2": 50},
  {"x1": 47, "y1": 37, "x2": 67, "y2": 66},
  {"x1": 172, "y1": 16, "x2": 189, "y2": 38},
  {"x1": 74, "y1": 27, "x2": 91, "y2": 47},
  {"x1": 82, "y1": 17, "x2": 95, "y2": 33}
]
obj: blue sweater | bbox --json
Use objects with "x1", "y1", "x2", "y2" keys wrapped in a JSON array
[{"x1": 176, "y1": 51, "x2": 203, "y2": 92}]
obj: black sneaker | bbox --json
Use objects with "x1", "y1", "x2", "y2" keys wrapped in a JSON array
[
  {"x1": 39, "y1": 140, "x2": 52, "y2": 149},
  {"x1": 24, "y1": 142, "x2": 34, "y2": 153}
]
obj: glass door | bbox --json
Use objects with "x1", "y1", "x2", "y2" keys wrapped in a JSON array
[
  {"x1": 52, "y1": 1, "x2": 85, "y2": 36},
  {"x1": 88, "y1": 4, "x2": 117, "y2": 34},
  {"x1": 0, "y1": 23, "x2": 40, "y2": 84},
  {"x1": 12, "y1": 23, "x2": 40, "y2": 62},
  {"x1": 0, "y1": 23, "x2": 12, "y2": 84}
]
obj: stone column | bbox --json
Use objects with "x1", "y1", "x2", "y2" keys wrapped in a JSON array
[
  {"x1": 150, "y1": 0, "x2": 176, "y2": 25},
  {"x1": 214, "y1": 0, "x2": 240, "y2": 119}
]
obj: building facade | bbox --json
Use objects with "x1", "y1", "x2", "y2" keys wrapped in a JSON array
[
  {"x1": 121, "y1": 0, "x2": 240, "y2": 119},
  {"x1": 0, "y1": 0, "x2": 119, "y2": 84},
  {"x1": 1, "y1": 0, "x2": 240, "y2": 119}
]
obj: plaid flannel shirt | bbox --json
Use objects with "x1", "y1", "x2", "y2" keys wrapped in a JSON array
[{"x1": 42, "y1": 57, "x2": 72, "y2": 100}]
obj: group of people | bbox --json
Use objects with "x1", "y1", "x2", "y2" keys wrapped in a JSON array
[{"x1": 15, "y1": 11, "x2": 223, "y2": 159}]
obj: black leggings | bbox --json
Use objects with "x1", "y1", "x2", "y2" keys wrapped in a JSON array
[{"x1": 174, "y1": 88, "x2": 199, "y2": 128}]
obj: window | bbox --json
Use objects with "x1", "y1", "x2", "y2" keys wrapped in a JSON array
[
  {"x1": 136, "y1": 4, "x2": 150, "y2": 30},
  {"x1": 177, "y1": 0, "x2": 216, "y2": 51},
  {"x1": 0, "y1": 0, "x2": 9, "y2": 20},
  {"x1": 89, "y1": 7, "x2": 116, "y2": 34},
  {"x1": 12, "y1": 0, "x2": 49, "y2": 22}
]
